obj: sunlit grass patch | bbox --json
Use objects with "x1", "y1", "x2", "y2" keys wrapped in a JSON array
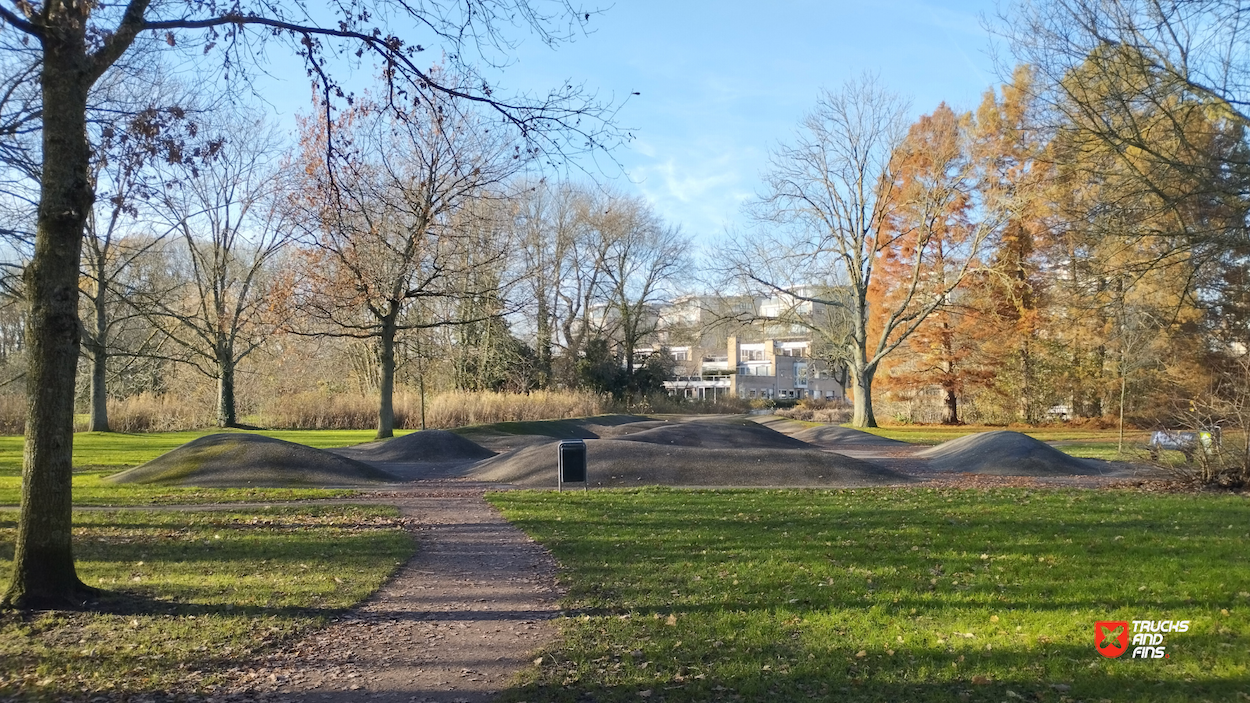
[
  {"x1": 0, "y1": 472, "x2": 357, "y2": 506},
  {"x1": 0, "y1": 505, "x2": 414, "y2": 699},
  {"x1": 489, "y1": 487, "x2": 1248, "y2": 703},
  {"x1": 0, "y1": 429, "x2": 402, "y2": 505},
  {"x1": 0, "y1": 428, "x2": 414, "y2": 477},
  {"x1": 851, "y1": 425, "x2": 1150, "y2": 446}
]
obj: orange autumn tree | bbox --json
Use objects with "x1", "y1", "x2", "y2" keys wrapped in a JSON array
[
  {"x1": 969, "y1": 67, "x2": 1057, "y2": 423},
  {"x1": 1042, "y1": 44, "x2": 1250, "y2": 423},
  {"x1": 870, "y1": 104, "x2": 997, "y2": 425},
  {"x1": 742, "y1": 76, "x2": 1010, "y2": 427}
]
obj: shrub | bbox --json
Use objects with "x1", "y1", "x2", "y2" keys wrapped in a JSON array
[
  {"x1": 623, "y1": 394, "x2": 751, "y2": 415},
  {"x1": 774, "y1": 397, "x2": 853, "y2": 424}
]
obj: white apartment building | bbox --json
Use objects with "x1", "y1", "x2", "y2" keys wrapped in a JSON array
[
  {"x1": 661, "y1": 336, "x2": 847, "y2": 401},
  {"x1": 627, "y1": 288, "x2": 849, "y2": 402}
]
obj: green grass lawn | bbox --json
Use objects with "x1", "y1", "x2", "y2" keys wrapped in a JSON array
[
  {"x1": 488, "y1": 487, "x2": 1249, "y2": 703},
  {"x1": 0, "y1": 428, "x2": 413, "y2": 476},
  {"x1": 0, "y1": 473, "x2": 358, "y2": 506},
  {"x1": 0, "y1": 504, "x2": 415, "y2": 700},
  {"x1": 853, "y1": 425, "x2": 1149, "y2": 446},
  {"x1": 845, "y1": 425, "x2": 1153, "y2": 460},
  {"x1": 0, "y1": 428, "x2": 412, "y2": 505}
]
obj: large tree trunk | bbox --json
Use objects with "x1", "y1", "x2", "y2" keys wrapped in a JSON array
[
  {"x1": 87, "y1": 289, "x2": 110, "y2": 432},
  {"x1": 376, "y1": 321, "x2": 397, "y2": 439},
  {"x1": 850, "y1": 363, "x2": 878, "y2": 428},
  {"x1": 535, "y1": 297, "x2": 552, "y2": 388},
  {"x1": 941, "y1": 387, "x2": 959, "y2": 425},
  {"x1": 3, "y1": 46, "x2": 95, "y2": 608},
  {"x1": 216, "y1": 348, "x2": 237, "y2": 428}
]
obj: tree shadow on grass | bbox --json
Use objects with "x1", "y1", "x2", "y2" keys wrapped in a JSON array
[{"x1": 494, "y1": 637, "x2": 1247, "y2": 703}]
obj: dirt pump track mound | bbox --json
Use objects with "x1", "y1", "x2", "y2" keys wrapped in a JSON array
[
  {"x1": 791, "y1": 426, "x2": 910, "y2": 448},
  {"x1": 917, "y1": 430, "x2": 1101, "y2": 476},
  {"x1": 616, "y1": 418, "x2": 816, "y2": 450},
  {"x1": 333, "y1": 429, "x2": 497, "y2": 463},
  {"x1": 467, "y1": 438, "x2": 910, "y2": 488},
  {"x1": 108, "y1": 433, "x2": 397, "y2": 487}
]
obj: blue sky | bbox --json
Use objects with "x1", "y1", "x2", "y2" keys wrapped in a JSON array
[{"x1": 254, "y1": 1, "x2": 1004, "y2": 242}]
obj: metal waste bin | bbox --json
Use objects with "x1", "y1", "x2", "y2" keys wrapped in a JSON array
[{"x1": 557, "y1": 439, "x2": 587, "y2": 491}]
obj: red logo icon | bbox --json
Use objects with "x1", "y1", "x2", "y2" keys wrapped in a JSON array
[{"x1": 1096, "y1": 621, "x2": 1129, "y2": 658}]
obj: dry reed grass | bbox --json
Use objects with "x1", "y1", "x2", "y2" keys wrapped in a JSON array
[
  {"x1": 0, "y1": 393, "x2": 212, "y2": 435},
  {"x1": 261, "y1": 389, "x2": 607, "y2": 430},
  {"x1": 426, "y1": 390, "x2": 605, "y2": 429},
  {"x1": 2, "y1": 388, "x2": 741, "y2": 436},
  {"x1": 98, "y1": 394, "x2": 213, "y2": 433},
  {"x1": 261, "y1": 392, "x2": 400, "y2": 430}
]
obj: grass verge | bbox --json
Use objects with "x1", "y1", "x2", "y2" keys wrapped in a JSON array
[
  {"x1": 488, "y1": 487, "x2": 1249, "y2": 703},
  {"x1": 835, "y1": 425, "x2": 1155, "y2": 461},
  {"x1": 0, "y1": 473, "x2": 359, "y2": 506},
  {"x1": 0, "y1": 429, "x2": 406, "y2": 505},
  {"x1": 0, "y1": 505, "x2": 414, "y2": 700},
  {"x1": 0, "y1": 429, "x2": 414, "y2": 477}
]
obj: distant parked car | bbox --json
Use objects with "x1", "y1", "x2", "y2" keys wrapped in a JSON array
[{"x1": 1149, "y1": 427, "x2": 1221, "y2": 462}]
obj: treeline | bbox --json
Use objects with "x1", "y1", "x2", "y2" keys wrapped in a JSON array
[
  {"x1": 1, "y1": 0, "x2": 1247, "y2": 441},
  {"x1": 0, "y1": 88, "x2": 696, "y2": 437},
  {"x1": 724, "y1": 51, "x2": 1247, "y2": 433}
]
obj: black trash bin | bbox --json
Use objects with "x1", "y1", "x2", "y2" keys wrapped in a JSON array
[{"x1": 557, "y1": 439, "x2": 587, "y2": 491}]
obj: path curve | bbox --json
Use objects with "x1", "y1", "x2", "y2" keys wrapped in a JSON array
[{"x1": 219, "y1": 486, "x2": 562, "y2": 703}]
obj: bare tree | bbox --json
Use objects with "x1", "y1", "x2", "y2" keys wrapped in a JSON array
[
  {"x1": 133, "y1": 119, "x2": 290, "y2": 428},
  {"x1": 999, "y1": 0, "x2": 1250, "y2": 128},
  {"x1": 293, "y1": 89, "x2": 524, "y2": 438},
  {"x1": 2, "y1": 0, "x2": 615, "y2": 607},
  {"x1": 592, "y1": 194, "x2": 690, "y2": 401},
  {"x1": 81, "y1": 87, "x2": 209, "y2": 431},
  {"x1": 513, "y1": 180, "x2": 586, "y2": 387},
  {"x1": 730, "y1": 77, "x2": 1003, "y2": 427}
]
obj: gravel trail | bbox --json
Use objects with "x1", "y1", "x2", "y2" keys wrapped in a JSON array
[{"x1": 226, "y1": 490, "x2": 561, "y2": 703}]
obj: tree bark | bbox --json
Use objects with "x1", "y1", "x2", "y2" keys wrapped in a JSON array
[
  {"x1": 850, "y1": 363, "x2": 878, "y2": 428},
  {"x1": 941, "y1": 387, "x2": 959, "y2": 425},
  {"x1": 376, "y1": 320, "x2": 397, "y2": 439},
  {"x1": 535, "y1": 297, "x2": 552, "y2": 388},
  {"x1": 87, "y1": 287, "x2": 110, "y2": 432},
  {"x1": 3, "y1": 43, "x2": 96, "y2": 608},
  {"x1": 216, "y1": 348, "x2": 237, "y2": 428}
]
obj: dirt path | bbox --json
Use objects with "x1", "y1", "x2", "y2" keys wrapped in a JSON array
[{"x1": 222, "y1": 487, "x2": 562, "y2": 703}]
